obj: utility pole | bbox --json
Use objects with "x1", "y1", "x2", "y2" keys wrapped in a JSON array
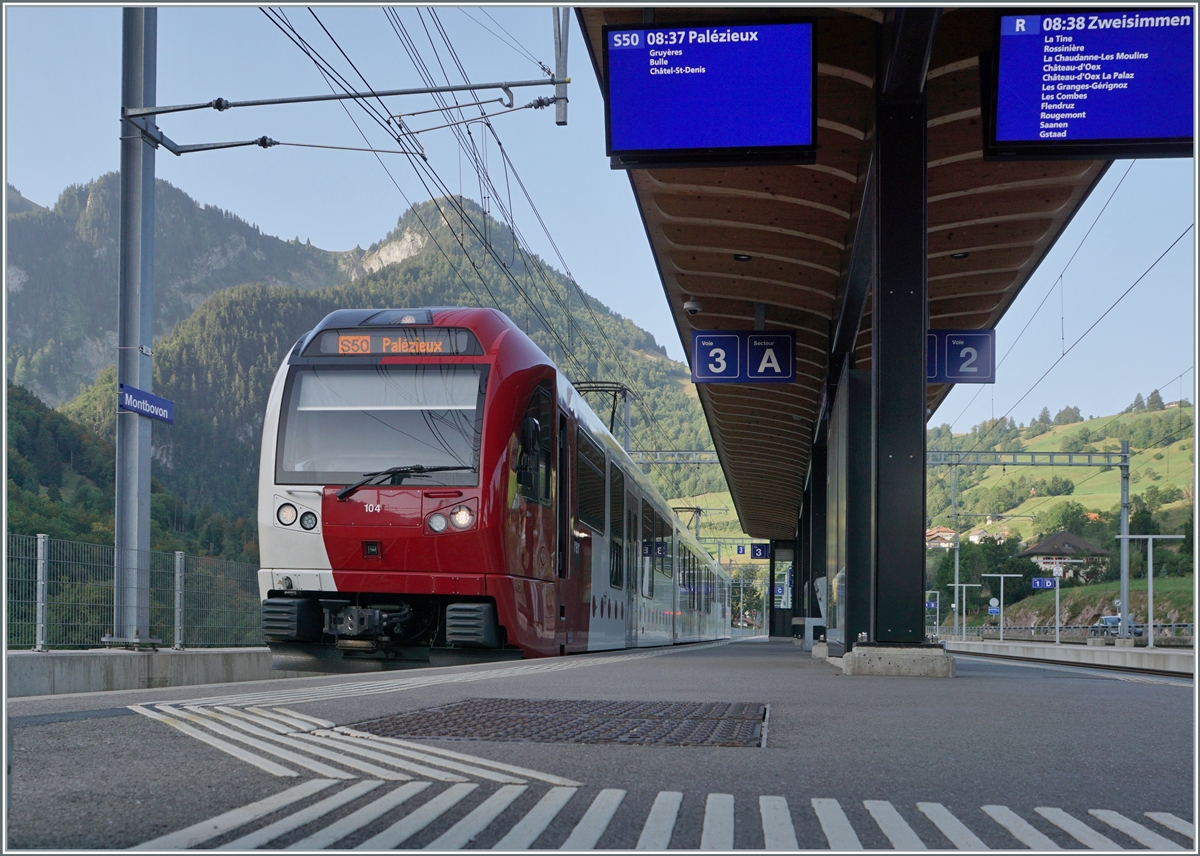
[
  {"x1": 952, "y1": 464, "x2": 960, "y2": 638},
  {"x1": 553, "y1": 7, "x2": 569, "y2": 126},
  {"x1": 1116, "y1": 534, "x2": 1184, "y2": 648},
  {"x1": 108, "y1": 7, "x2": 158, "y2": 647},
  {"x1": 1119, "y1": 439, "x2": 1131, "y2": 638}
]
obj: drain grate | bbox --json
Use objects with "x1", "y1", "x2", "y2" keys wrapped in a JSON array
[{"x1": 351, "y1": 698, "x2": 768, "y2": 747}]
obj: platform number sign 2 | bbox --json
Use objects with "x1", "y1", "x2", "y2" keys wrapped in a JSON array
[{"x1": 927, "y1": 329, "x2": 995, "y2": 384}]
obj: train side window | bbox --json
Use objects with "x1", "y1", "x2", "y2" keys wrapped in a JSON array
[
  {"x1": 575, "y1": 432, "x2": 605, "y2": 532},
  {"x1": 609, "y1": 467, "x2": 624, "y2": 589},
  {"x1": 519, "y1": 385, "x2": 553, "y2": 505},
  {"x1": 654, "y1": 511, "x2": 668, "y2": 577},
  {"x1": 641, "y1": 500, "x2": 654, "y2": 599}
]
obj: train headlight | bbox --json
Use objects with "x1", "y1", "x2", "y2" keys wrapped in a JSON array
[
  {"x1": 277, "y1": 503, "x2": 298, "y2": 526},
  {"x1": 449, "y1": 505, "x2": 475, "y2": 530},
  {"x1": 428, "y1": 513, "x2": 448, "y2": 533},
  {"x1": 299, "y1": 511, "x2": 318, "y2": 531}
]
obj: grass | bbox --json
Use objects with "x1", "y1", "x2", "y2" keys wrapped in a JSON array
[{"x1": 932, "y1": 406, "x2": 1194, "y2": 539}]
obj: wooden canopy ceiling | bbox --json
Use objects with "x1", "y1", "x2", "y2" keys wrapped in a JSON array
[{"x1": 578, "y1": 7, "x2": 1110, "y2": 539}]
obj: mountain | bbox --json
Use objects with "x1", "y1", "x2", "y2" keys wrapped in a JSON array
[
  {"x1": 5, "y1": 176, "x2": 361, "y2": 405},
  {"x1": 59, "y1": 196, "x2": 726, "y2": 524}
]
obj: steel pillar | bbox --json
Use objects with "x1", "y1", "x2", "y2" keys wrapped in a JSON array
[
  {"x1": 871, "y1": 9, "x2": 938, "y2": 644},
  {"x1": 112, "y1": 7, "x2": 157, "y2": 645},
  {"x1": 807, "y1": 446, "x2": 827, "y2": 629}
]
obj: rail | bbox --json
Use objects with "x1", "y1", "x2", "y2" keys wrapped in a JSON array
[{"x1": 7, "y1": 534, "x2": 262, "y2": 650}]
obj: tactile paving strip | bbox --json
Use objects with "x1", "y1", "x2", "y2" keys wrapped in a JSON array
[{"x1": 351, "y1": 698, "x2": 767, "y2": 747}]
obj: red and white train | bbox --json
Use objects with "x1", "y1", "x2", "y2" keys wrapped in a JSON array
[{"x1": 257, "y1": 307, "x2": 730, "y2": 671}]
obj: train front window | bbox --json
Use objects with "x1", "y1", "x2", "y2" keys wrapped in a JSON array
[{"x1": 277, "y1": 364, "x2": 486, "y2": 486}]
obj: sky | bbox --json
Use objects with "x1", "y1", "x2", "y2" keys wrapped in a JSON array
[{"x1": 4, "y1": 5, "x2": 1196, "y2": 435}]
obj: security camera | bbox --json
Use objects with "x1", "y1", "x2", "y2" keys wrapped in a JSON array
[{"x1": 683, "y1": 298, "x2": 703, "y2": 316}]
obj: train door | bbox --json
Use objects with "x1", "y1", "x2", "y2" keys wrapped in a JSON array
[
  {"x1": 625, "y1": 494, "x2": 638, "y2": 648},
  {"x1": 555, "y1": 412, "x2": 570, "y2": 654},
  {"x1": 607, "y1": 464, "x2": 626, "y2": 651},
  {"x1": 639, "y1": 499, "x2": 656, "y2": 646}
]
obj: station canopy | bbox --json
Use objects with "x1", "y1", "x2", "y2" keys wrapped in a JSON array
[{"x1": 579, "y1": 7, "x2": 1111, "y2": 539}]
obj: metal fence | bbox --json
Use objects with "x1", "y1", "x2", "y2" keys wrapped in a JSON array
[
  {"x1": 7, "y1": 534, "x2": 262, "y2": 650},
  {"x1": 934, "y1": 623, "x2": 1194, "y2": 643}
]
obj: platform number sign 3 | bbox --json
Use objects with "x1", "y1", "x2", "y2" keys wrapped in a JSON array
[{"x1": 693, "y1": 333, "x2": 741, "y2": 381}]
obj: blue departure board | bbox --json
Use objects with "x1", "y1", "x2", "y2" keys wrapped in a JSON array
[
  {"x1": 991, "y1": 10, "x2": 1193, "y2": 156},
  {"x1": 605, "y1": 21, "x2": 815, "y2": 166}
]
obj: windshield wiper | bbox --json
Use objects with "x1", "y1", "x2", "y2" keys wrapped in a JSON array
[{"x1": 335, "y1": 465, "x2": 476, "y2": 501}]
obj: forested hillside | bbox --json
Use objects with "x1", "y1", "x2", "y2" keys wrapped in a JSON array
[
  {"x1": 6, "y1": 177, "x2": 356, "y2": 405},
  {"x1": 59, "y1": 196, "x2": 726, "y2": 525},
  {"x1": 7, "y1": 383, "x2": 257, "y2": 560},
  {"x1": 924, "y1": 397, "x2": 1194, "y2": 615}
]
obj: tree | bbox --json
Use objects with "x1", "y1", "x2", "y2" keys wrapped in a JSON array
[
  {"x1": 1053, "y1": 405, "x2": 1083, "y2": 425},
  {"x1": 1131, "y1": 393, "x2": 1146, "y2": 412},
  {"x1": 1038, "y1": 407, "x2": 1052, "y2": 425},
  {"x1": 1146, "y1": 389, "x2": 1165, "y2": 411}
]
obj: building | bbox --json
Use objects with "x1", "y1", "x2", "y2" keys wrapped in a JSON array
[{"x1": 1017, "y1": 530, "x2": 1109, "y2": 580}]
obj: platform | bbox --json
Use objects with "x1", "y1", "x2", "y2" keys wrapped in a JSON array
[
  {"x1": 943, "y1": 639, "x2": 1194, "y2": 676},
  {"x1": 7, "y1": 638, "x2": 1192, "y2": 849}
]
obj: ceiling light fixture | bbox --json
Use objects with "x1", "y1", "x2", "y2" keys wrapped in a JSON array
[
  {"x1": 950, "y1": 251, "x2": 970, "y2": 260},
  {"x1": 733, "y1": 253, "x2": 752, "y2": 262}
]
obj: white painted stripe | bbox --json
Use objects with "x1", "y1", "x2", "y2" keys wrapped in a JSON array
[
  {"x1": 917, "y1": 802, "x2": 988, "y2": 850},
  {"x1": 760, "y1": 796, "x2": 799, "y2": 850},
  {"x1": 217, "y1": 780, "x2": 382, "y2": 850},
  {"x1": 285, "y1": 733, "x2": 430, "y2": 780},
  {"x1": 272, "y1": 707, "x2": 336, "y2": 729},
  {"x1": 864, "y1": 800, "x2": 926, "y2": 850},
  {"x1": 1145, "y1": 812, "x2": 1195, "y2": 840},
  {"x1": 214, "y1": 705, "x2": 295, "y2": 733},
  {"x1": 1089, "y1": 809, "x2": 1186, "y2": 850},
  {"x1": 331, "y1": 728, "x2": 579, "y2": 785},
  {"x1": 286, "y1": 781, "x2": 431, "y2": 850},
  {"x1": 314, "y1": 730, "x2": 497, "y2": 782},
  {"x1": 983, "y1": 805, "x2": 1060, "y2": 849},
  {"x1": 355, "y1": 783, "x2": 478, "y2": 849},
  {"x1": 636, "y1": 791, "x2": 682, "y2": 850},
  {"x1": 245, "y1": 706, "x2": 318, "y2": 731},
  {"x1": 1035, "y1": 807, "x2": 1122, "y2": 850},
  {"x1": 131, "y1": 779, "x2": 336, "y2": 850},
  {"x1": 183, "y1": 708, "x2": 404, "y2": 780},
  {"x1": 128, "y1": 706, "x2": 298, "y2": 778},
  {"x1": 559, "y1": 789, "x2": 626, "y2": 850},
  {"x1": 425, "y1": 785, "x2": 527, "y2": 849},
  {"x1": 700, "y1": 793, "x2": 734, "y2": 851},
  {"x1": 813, "y1": 798, "x2": 862, "y2": 850},
  {"x1": 158, "y1": 706, "x2": 353, "y2": 779},
  {"x1": 493, "y1": 787, "x2": 577, "y2": 850}
]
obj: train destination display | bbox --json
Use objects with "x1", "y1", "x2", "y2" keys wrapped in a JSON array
[
  {"x1": 605, "y1": 21, "x2": 814, "y2": 166},
  {"x1": 991, "y1": 10, "x2": 1193, "y2": 156}
]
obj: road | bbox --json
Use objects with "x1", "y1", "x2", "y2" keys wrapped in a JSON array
[{"x1": 7, "y1": 638, "x2": 1194, "y2": 849}]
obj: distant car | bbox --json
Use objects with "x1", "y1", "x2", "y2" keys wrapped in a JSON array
[{"x1": 1090, "y1": 615, "x2": 1144, "y2": 637}]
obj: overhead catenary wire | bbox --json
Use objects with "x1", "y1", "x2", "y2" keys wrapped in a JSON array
[
  {"x1": 948, "y1": 160, "x2": 1139, "y2": 436},
  {"x1": 947, "y1": 219, "x2": 1193, "y2": 468},
  {"x1": 263, "y1": 7, "x2": 697, "y2": 500},
  {"x1": 385, "y1": 6, "x2": 693, "y2": 499},
  {"x1": 417, "y1": 9, "x2": 695, "y2": 492}
]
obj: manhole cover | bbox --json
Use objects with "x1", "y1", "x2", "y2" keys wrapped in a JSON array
[{"x1": 351, "y1": 698, "x2": 768, "y2": 747}]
